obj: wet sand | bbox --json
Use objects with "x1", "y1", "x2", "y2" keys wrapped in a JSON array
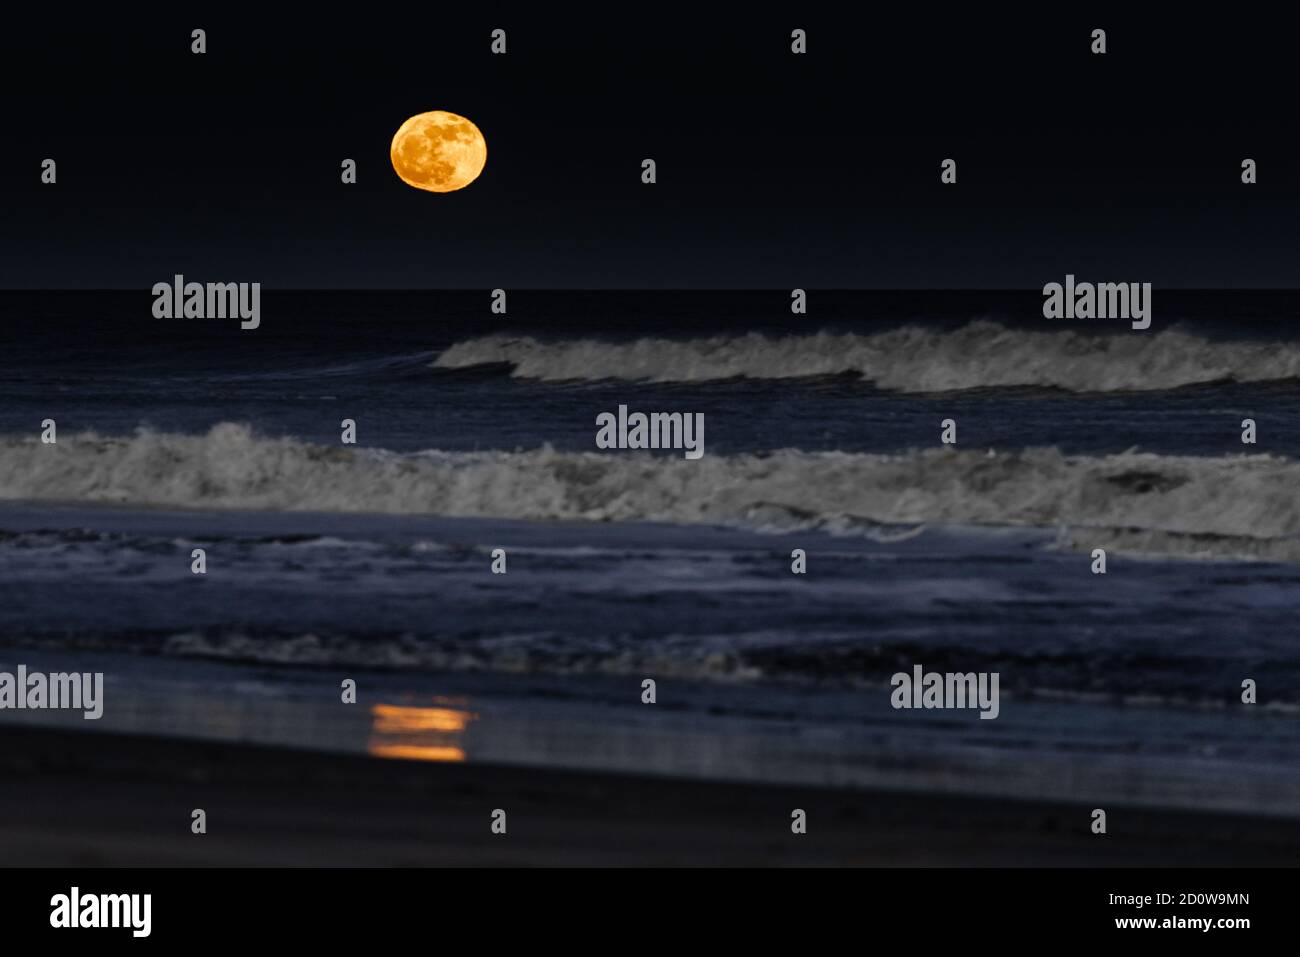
[{"x1": 1, "y1": 725, "x2": 1298, "y2": 866}]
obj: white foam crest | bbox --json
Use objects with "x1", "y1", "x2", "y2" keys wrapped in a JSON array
[
  {"x1": 2, "y1": 423, "x2": 1299, "y2": 560},
  {"x1": 432, "y1": 322, "x2": 1300, "y2": 392}
]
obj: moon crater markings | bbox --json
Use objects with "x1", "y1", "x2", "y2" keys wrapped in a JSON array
[{"x1": 390, "y1": 111, "x2": 487, "y2": 193}]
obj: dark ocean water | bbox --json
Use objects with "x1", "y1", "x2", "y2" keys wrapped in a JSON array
[
  {"x1": 4, "y1": 289, "x2": 1300, "y2": 455},
  {"x1": 1, "y1": 290, "x2": 1298, "y2": 811}
]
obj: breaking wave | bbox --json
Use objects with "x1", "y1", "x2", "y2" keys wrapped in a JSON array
[
  {"x1": 1, "y1": 423, "x2": 1299, "y2": 560},
  {"x1": 432, "y1": 321, "x2": 1300, "y2": 392}
]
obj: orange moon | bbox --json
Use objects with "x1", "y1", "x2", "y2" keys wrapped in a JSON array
[{"x1": 390, "y1": 111, "x2": 487, "y2": 193}]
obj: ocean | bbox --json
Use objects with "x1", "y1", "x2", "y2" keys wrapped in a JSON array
[{"x1": 2, "y1": 289, "x2": 1298, "y2": 816}]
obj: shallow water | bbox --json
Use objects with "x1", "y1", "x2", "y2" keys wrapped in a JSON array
[{"x1": 0, "y1": 503, "x2": 1296, "y2": 816}]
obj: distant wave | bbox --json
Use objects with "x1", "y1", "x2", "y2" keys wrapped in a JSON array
[
  {"x1": 213, "y1": 350, "x2": 437, "y2": 382},
  {"x1": 1, "y1": 423, "x2": 1299, "y2": 560},
  {"x1": 432, "y1": 321, "x2": 1300, "y2": 392}
]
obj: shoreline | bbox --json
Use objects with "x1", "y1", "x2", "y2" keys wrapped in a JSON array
[{"x1": 2, "y1": 724, "x2": 1298, "y2": 866}]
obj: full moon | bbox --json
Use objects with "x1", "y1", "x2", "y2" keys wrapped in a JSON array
[{"x1": 390, "y1": 111, "x2": 487, "y2": 193}]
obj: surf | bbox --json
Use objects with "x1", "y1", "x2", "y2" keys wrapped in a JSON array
[
  {"x1": 2, "y1": 423, "x2": 1299, "y2": 562},
  {"x1": 431, "y1": 321, "x2": 1300, "y2": 393}
]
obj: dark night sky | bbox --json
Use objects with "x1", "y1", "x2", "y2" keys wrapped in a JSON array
[{"x1": 0, "y1": 7, "x2": 1296, "y2": 289}]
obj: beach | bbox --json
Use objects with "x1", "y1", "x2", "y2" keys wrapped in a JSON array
[{"x1": 4, "y1": 723, "x2": 1299, "y2": 867}]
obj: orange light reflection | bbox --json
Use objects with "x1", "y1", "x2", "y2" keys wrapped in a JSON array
[{"x1": 366, "y1": 702, "x2": 476, "y2": 764}]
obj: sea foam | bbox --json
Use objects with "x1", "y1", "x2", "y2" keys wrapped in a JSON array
[
  {"x1": 432, "y1": 321, "x2": 1300, "y2": 392},
  {"x1": 2, "y1": 423, "x2": 1299, "y2": 560}
]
